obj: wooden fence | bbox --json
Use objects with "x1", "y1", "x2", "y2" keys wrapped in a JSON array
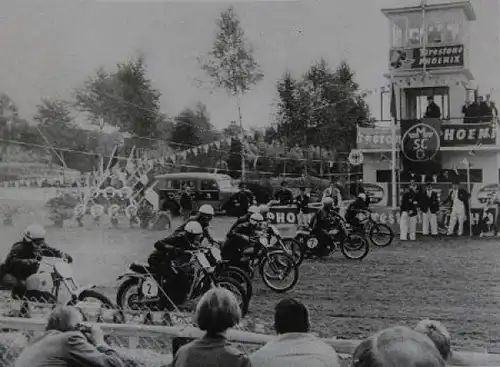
[{"x1": 2, "y1": 316, "x2": 500, "y2": 366}]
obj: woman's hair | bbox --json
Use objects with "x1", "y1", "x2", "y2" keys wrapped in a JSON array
[
  {"x1": 415, "y1": 319, "x2": 452, "y2": 361},
  {"x1": 46, "y1": 306, "x2": 83, "y2": 332},
  {"x1": 351, "y1": 326, "x2": 445, "y2": 367},
  {"x1": 194, "y1": 287, "x2": 241, "y2": 335}
]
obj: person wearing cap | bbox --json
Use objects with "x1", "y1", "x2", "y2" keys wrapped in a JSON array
[
  {"x1": 345, "y1": 193, "x2": 369, "y2": 230},
  {"x1": 418, "y1": 182, "x2": 439, "y2": 236},
  {"x1": 180, "y1": 185, "x2": 194, "y2": 221},
  {"x1": 400, "y1": 182, "x2": 418, "y2": 241},
  {"x1": 295, "y1": 187, "x2": 310, "y2": 227},
  {"x1": 231, "y1": 183, "x2": 256, "y2": 218},
  {"x1": 424, "y1": 96, "x2": 441, "y2": 119},
  {"x1": 251, "y1": 298, "x2": 341, "y2": 367},
  {"x1": 275, "y1": 181, "x2": 293, "y2": 205}
]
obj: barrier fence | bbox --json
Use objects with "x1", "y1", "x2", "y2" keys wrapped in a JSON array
[{"x1": 1, "y1": 316, "x2": 500, "y2": 367}]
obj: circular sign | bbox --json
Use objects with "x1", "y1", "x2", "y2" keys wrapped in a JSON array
[
  {"x1": 348, "y1": 150, "x2": 364, "y2": 166},
  {"x1": 401, "y1": 122, "x2": 440, "y2": 162},
  {"x1": 141, "y1": 278, "x2": 159, "y2": 298}
]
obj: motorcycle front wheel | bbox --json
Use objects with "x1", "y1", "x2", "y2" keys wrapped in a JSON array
[
  {"x1": 369, "y1": 223, "x2": 394, "y2": 247},
  {"x1": 340, "y1": 233, "x2": 370, "y2": 260},
  {"x1": 69, "y1": 289, "x2": 116, "y2": 323},
  {"x1": 259, "y1": 251, "x2": 299, "y2": 293},
  {"x1": 214, "y1": 277, "x2": 249, "y2": 316},
  {"x1": 218, "y1": 266, "x2": 253, "y2": 301}
]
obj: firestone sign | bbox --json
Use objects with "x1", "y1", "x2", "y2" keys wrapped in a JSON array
[
  {"x1": 357, "y1": 127, "x2": 401, "y2": 149},
  {"x1": 390, "y1": 44, "x2": 465, "y2": 71}
]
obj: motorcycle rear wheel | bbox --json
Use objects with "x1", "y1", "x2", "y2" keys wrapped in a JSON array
[
  {"x1": 369, "y1": 223, "x2": 394, "y2": 247},
  {"x1": 340, "y1": 233, "x2": 370, "y2": 260}
]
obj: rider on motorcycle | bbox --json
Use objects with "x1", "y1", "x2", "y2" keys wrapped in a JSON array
[
  {"x1": 148, "y1": 221, "x2": 204, "y2": 305},
  {"x1": 222, "y1": 213, "x2": 264, "y2": 269},
  {"x1": 345, "y1": 193, "x2": 369, "y2": 230},
  {"x1": 228, "y1": 205, "x2": 261, "y2": 233},
  {"x1": 308, "y1": 197, "x2": 340, "y2": 257},
  {"x1": 0, "y1": 224, "x2": 72, "y2": 316},
  {"x1": 175, "y1": 204, "x2": 217, "y2": 245}
]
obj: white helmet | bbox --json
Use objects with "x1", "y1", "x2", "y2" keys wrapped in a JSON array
[
  {"x1": 248, "y1": 205, "x2": 260, "y2": 214},
  {"x1": 259, "y1": 204, "x2": 270, "y2": 214},
  {"x1": 322, "y1": 197, "x2": 334, "y2": 207},
  {"x1": 358, "y1": 193, "x2": 367, "y2": 201},
  {"x1": 184, "y1": 221, "x2": 203, "y2": 235},
  {"x1": 198, "y1": 204, "x2": 215, "y2": 216},
  {"x1": 249, "y1": 213, "x2": 264, "y2": 222},
  {"x1": 23, "y1": 224, "x2": 46, "y2": 242}
]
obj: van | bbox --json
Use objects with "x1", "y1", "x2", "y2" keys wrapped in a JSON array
[{"x1": 155, "y1": 172, "x2": 239, "y2": 214}]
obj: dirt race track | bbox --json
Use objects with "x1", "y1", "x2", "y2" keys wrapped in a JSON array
[{"x1": 1, "y1": 192, "x2": 500, "y2": 352}]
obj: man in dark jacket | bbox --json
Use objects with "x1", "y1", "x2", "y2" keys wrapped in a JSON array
[
  {"x1": 221, "y1": 213, "x2": 263, "y2": 269},
  {"x1": 174, "y1": 204, "x2": 217, "y2": 245},
  {"x1": 478, "y1": 95, "x2": 493, "y2": 123},
  {"x1": 231, "y1": 183, "x2": 256, "y2": 218},
  {"x1": 148, "y1": 221, "x2": 204, "y2": 305},
  {"x1": 424, "y1": 96, "x2": 441, "y2": 119},
  {"x1": 399, "y1": 183, "x2": 418, "y2": 241},
  {"x1": 309, "y1": 197, "x2": 340, "y2": 257},
  {"x1": 228, "y1": 205, "x2": 260, "y2": 233},
  {"x1": 180, "y1": 185, "x2": 194, "y2": 221},
  {"x1": 345, "y1": 193, "x2": 369, "y2": 230},
  {"x1": 275, "y1": 181, "x2": 294, "y2": 205},
  {"x1": 418, "y1": 182, "x2": 440, "y2": 236},
  {"x1": 295, "y1": 187, "x2": 310, "y2": 227}
]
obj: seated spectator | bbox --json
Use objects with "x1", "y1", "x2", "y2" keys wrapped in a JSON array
[
  {"x1": 251, "y1": 298, "x2": 340, "y2": 367},
  {"x1": 171, "y1": 287, "x2": 250, "y2": 367},
  {"x1": 15, "y1": 306, "x2": 124, "y2": 367},
  {"x1": 415, "y1": 319, "x2": 452, "y2": 362},
  {"x1": 351, "y1": 326, "x2": 445, "y2": 367}
]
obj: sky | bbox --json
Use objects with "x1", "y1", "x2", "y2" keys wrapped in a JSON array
[{"x1": 0, "y1": 0, "x2": 498, "y2": 131}]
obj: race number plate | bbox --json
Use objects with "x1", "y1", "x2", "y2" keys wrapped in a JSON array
[
  {"x1": 196, "y1": 253, "x2": 211, "y2": 269},
  {"x1": 211, "y1": 247, "x2": 222, "y2": 261},
  {"x1": 306, "y1": 238, "x2": 319, "y2": 249},
  {"x1": 141, "y1": 278, "x2": 159, "y2": 298}
]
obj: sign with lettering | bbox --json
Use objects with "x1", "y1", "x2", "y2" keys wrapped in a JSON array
[
  {"x1": 267, "y1": 206, "x2": 314, "y2": 225},
  {"x1": 401, "y1": 120, "x2": 441, "y2": 162},
  {"x1": 440, "y1": 123, "x2": 496, "y2": 147},
  {"x1": 390, "y1": 45, "x2": 464, "y2": 71},
  {"x1": 357, "y1": 127, "x2": 401, "y2": 150}
]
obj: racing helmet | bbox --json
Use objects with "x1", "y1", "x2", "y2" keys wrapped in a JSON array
[
  {"x1": 198, "y1": 204, "x2": 215, "y2": 216},
  {"x1": 248, "y1": 205, "x2": 260, "y2": 214},
  {"x1": 184, "y1": 221, "x2": 203, "y2": 235},
  {"x1": 322, "y1": 197, "x2": 334, "y2": 207},
  {"x1": 249, "y1": 213, "x2": 264, "y2": 225},
  {"x1": 259, "y1": 204, "x2": 270, "y2": 214},
  {"x1": 23, "y1": 224, "x2": 46, "y2": 243},
  {"x1": 358, "y1": 193, "x2": 367, "y2": 201}
]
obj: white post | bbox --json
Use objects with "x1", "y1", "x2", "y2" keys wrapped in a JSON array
[
  {"x1": 391, "y1": 75, "x2": 398, "y2": 210},
  {"x1": 467, "y1": 160, "x2": 472, "y2": 237}
]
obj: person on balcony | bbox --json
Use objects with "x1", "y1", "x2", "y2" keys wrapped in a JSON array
[
  {"x1": 486, "y1": 94, "x2": 498, "y2": 121},
  {"x1": 462, "y1": 100, "x2": 473, "y2": 124},
  {"x1": 478, "y1": 95, "x2": 493, "y2": 123},
  {"x1": 424, "y1": 96, "x2": 441, "y2": 119}
]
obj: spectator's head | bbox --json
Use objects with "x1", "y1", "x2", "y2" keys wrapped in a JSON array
[
  {"x1": 281, "y1": 181, "x2": 288, "y2": 188},
  {"x1": 184, "y1": 185, "x2": 191, "y2": 193},
  {"x1": 351, "y1": 326, "x2": 445, "y2": 367},
  {"x1": 299, "y1": 186, "x2": 306, "y2": 193},
  {"x1": 274, "y1": 298, "x2": 310, "y2": 334},
  {"x1": 486, "y1": 93, "x2": 491, "y2": 102},
  {"x1": 427, "y1": 95, "x2": 434, "y2": 103},
  {"x1": 195, "y1": 287, "x2": 241, "y2": 336},
  {"x1": 239, "y1": 182, "x2": 246, "y2": 190},
  {"x1": 426, "y1": 182, "x2": 433, "y2": 190},
  {"x1": 409, "y1": 180, "x2": 417, "y2": 192},
  {"x1": 46, "y1": 306, "x2": 84, "y2": 332},
  {"x1": 415, "y1": 319, "x2": 451, "y2": 361},
  {"x1": 479, "y1": 95, "x2": 485, "y2": 103}
]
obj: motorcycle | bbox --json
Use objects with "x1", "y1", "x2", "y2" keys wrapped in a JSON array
[
  {"x1": 234, "y1": 233, "x2": 299, "y2": 293},
  {"x1": 262, "y1": 223, "x2": 305, "y2": 266},
  {"x1": 12, "y1": 257, "x2": 116, "y2": 321},
  {"x1": 116, "y1": 246, "x2": 249, "y2": 325},
  {"x1": 355, "y1": 209, "x2": 394, "y2": 247},
  {"x1": 294, "y1": 212, "x2": 370, "y2": 260}
]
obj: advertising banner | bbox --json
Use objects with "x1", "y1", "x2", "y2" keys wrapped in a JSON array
[
  {"x1": 357, "y1": 127, "x2": 400, "y2": 150},
  {"x1": 440, "y1": 123, "x2": 496, "y2": 147},
  {"x1": 390, "y1": 45, "x2": 464, "y2": 71},
  {"x1": 401, "y1": 119, "x2": 442, "y2": 174}
]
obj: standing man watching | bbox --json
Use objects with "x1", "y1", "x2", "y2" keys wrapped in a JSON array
[{"x1": 418, "y1": 182, "x2": 440, "y2": 236}]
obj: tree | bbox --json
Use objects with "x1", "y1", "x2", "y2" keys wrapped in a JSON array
[
  {"x1": 222, "y1": 121, "x2": 243, "y2": 138},
  {"x1": 171, "y1": 102, "x2": 218, "y2": 148},
  {"x1": 200, "y1": 6, "x2": 264, "y2": 179},
  {"x1": 75, "y1": 56, "x2": 163, "y2": 138}
]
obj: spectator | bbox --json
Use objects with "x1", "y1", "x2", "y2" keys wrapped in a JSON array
[
  {"x1": 486, "y1": 94, "x2": 498, "y2": 120},
  {"x1": 415, "y1": 319, "x2": 452, "y2": 362},
  {"x1": 467, "y1": 97, "x2": 481, "y2": 123},
  {"x1": 231, "y1": 183, "x2": 256, "y2": 218},
  {"x1": 424, "y1": 96, "x2": 441, "y2": 119},
  {"x1": 351, "y1": 326, "x2": 445, "y2": 367},
  {"x1": 180, "y1": 185, "x2": 194, "y2": 221},
  {"x1": 15, "y1": 306, "x2": 124, "y2": 367},
  {"x1": 171, "y1": 287, "x2": 250, "y2": 367},
  {"x1": 275, "y1": 181, "x2": 293, "y2": 205},
  {"x1": 400, "y1": 182, "x2": 418, "y2": 241},
  {"x1": 322, "y1": 181, "x2": 343, "y2": 210},
  {"x1": 462, "y1": 99, "x2": 472, "y2": 123},
  {"x1": 251, "y1": 298, "x2": 340, "y2": 367},
  {"x1": 295, "y1": 187, "x2": 310, "y2": 227},
  {"x1": 478, "y1": 95, "x2": 493, "y2": 122},
  {"x1": 418, "y1": 182, "x2": 439, "y2": 236},
  {"x1": 442, "y1": 182, "x2": 469, "y2": 236}
]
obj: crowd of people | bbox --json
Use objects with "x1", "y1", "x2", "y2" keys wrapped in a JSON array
[
  {"x1": 422, "y1": 93, "x2": 498, "y2": 123},
  {"x1": 11, "y1": 289, "x2": 453, "y2": 367}
]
